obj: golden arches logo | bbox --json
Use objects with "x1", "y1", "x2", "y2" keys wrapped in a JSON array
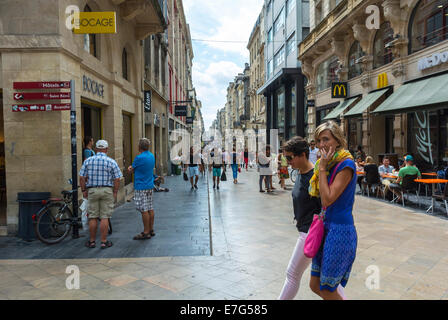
[
  {"x1": 377, "y1": 73, "x2": 388, "y2": 89},
  {"x1": 333, "y1": 84, "x2": 347, "y2": 98}
]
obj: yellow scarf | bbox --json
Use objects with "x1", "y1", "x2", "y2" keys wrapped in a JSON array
[{"x1": 309, "y1": 149, "x2": 354, "y2": 198}]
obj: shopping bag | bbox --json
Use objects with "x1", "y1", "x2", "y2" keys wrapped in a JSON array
[
  {"x1": 221, "y1": 171, "x2": 227, "y2": 181},
  {"x1": 80, "y1": 198, "x2": 88, "y2": 229},
  {"x1": 183, "y1": 172, "x2": 189, "y2": 181}
]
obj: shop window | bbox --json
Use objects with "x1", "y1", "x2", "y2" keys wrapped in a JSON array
[
  {"x1": 83, "y1": 5, "x2": 98, "y2": 58},
  {"x1": 410, "y1": 0, "x2": 448, "y2": 53},
  {"x1": 277, "y1": 87, "x2": 285, "y2": 130},
  {"x1": 373, "y1": 22, "x2": 394, "y2": 69},
  {"x1": 122, "y1": 48, "x2": 128, "y2": 80},
  {"x1": 348, "y1": 41, "x2": 363, "y2": 79},
  {"x1": 316, "y1": 55, "x2": 339, "y2": 92},
  {"x1": 286, "y1": 0, "x2": 295, "y2": 16},
  {"x1": 274, "y1": 46, "x2": 285, "y2": 69}
]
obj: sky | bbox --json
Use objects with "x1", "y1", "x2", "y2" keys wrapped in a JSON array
[{"x1": 183, "y1": 0, "x2": 265, "y2": 130}]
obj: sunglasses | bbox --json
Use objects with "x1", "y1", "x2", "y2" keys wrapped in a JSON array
[{"x1": 286, "y1": 155, "x2": 296, "y2": 161}]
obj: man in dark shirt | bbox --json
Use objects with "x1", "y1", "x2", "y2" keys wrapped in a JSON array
[
  {"x1": 278, "y1": 137, "x2": 345, "y2": 299},
  {"x1": 183, "y1": 146, "x2": 200, "y2": 190}
]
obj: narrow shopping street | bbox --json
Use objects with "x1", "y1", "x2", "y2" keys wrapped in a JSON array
[{"x1": 0, "y1": 169, "x2": 448, "y2": 300}]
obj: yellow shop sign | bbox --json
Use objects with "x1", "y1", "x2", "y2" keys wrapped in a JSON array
[{"x1": 73, "y1": 12, "x2": 117, "y2": 34}]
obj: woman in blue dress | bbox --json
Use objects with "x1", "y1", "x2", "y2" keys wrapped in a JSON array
[{"x1": 309, "y1": 121, "x2": 357, "y2": 300}]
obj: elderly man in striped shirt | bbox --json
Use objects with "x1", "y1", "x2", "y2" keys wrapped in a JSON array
[{"x1": 79, "y1": 140, "x2": 123, "y2": 249}]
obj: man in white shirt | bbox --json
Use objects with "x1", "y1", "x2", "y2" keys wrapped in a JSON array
[
  {"x1": 309, "y1": 140, "x2": 320, "y2": 165},
  {"x1": 378, "y1": 157, "x2": 395, "y2": 199}
]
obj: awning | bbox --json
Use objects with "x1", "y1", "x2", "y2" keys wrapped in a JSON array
[
  {"x1": 323, "y1": 97, "x2": 360, "y2": 120},
  {"x1": 344, "y1": 88, "x2": 390, "y2": 117},
  {"x1": 373, "y1": 73, "x2": 448, "y2": 114}
]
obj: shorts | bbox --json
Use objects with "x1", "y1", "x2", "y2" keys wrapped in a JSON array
[
  {"x1": 188, "y1": 166, "x2": 200, "y2": 178},
  {"x1": 213, "y1": 167, "x2": 222, "y2": 177},
  {"x1": 87, "y1": 187, "x2": 114, "y2": 219},
  {"x1": 134, "y1": 189, "x2": 154, "y2": 212}
]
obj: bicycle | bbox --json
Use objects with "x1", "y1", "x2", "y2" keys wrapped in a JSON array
[
  {"x1": 33, "y1": 188, "x2": 113, "y2": 245},
  {"x1": 290, "y1": 168, "x2": 299, "y2": 183}
]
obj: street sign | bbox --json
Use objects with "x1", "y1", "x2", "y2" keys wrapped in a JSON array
[
  {"x1": 175, "y1": 105, "x2": 187, "y2": 117},
  {"x1": 13, "y1": 82, "x2": 71, "y2": 89},
  {"x1": 12, "y1": 104, "x2": 71, "y2": 112},
  {"x1": 73, "y1": 12, "x2": 117, "y2": 34},
  {"x1": 144, "y1": 90, "x2": 151, "y2": 112},
  {"x1": 13, "y1": 92, "x2": 71, "y2": 100},
  {"x1": 331, "y1": 82, "x2": 348, "y2": 99},
  {"x1": 186, "y1": 117, "x2": 193, "y2": 124}
]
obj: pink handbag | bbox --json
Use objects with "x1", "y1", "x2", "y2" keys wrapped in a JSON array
[{"x1": 304, "y1": 161, "x2": 344, "y2": 258}]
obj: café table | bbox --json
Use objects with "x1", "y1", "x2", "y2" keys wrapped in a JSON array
[
  {"x1": 356, "y1": 171, "x2": 365, "y2": 176},
  {"x1": 414, "y1": 178, "x2": 448, "y2": 214},
  {"x1": 422, "y1": 172, "x2": 437, "y2": 177}
]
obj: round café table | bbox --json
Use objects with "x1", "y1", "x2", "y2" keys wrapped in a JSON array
[{"x1": 415, "y1": 178, "x2": 448, "y2": 214}]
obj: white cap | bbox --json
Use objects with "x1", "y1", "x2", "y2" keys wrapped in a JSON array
[{"x1": 96, "y1": 140, "x2": 109, "y2": 149}]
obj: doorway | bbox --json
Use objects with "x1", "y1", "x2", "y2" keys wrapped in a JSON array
[{"x1": 122, "y1": 114, "x2": 133, "y2": 185}]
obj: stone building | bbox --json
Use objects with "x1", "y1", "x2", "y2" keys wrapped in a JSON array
[
  {"x1": 299, "y1": 0, "x2": 448, "y2": 170},
  {"x1": 247, "y1": 7, "x2": 267, "y2": 131},
  {"x1": 0, "y1": 0, "x2": 167, "y2": 235}
]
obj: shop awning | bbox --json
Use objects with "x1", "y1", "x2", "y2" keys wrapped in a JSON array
[
  {"x1": 344, "y1": 88, "x2": 390, "y2": 118},
  {"x1": 323, "y1": 97, "x2": 360, "y2": 120},
  {"x1": 373, "y1": 73, "x2": 448, "y2": 114}
]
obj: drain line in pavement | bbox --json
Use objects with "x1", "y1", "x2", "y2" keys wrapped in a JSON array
[{"x1": 206, "y1": 169, "x2": 213, "y2": 256}]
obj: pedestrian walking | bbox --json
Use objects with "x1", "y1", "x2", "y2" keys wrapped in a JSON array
[
  {"x1": 128, "y1": 138, "x2": 156, "y2": 240},
  {"x1": 308, "y1": 140, "x2": 320, "y2": 165},
  {"x1": 210, "y1": 148, "x2": 223, "y2": 190},
  {"x1": 230, "y1": 147, "x2": 240, "y2": 184},
  {"x1": 82, "y1": 136, "x2": 95, "y2": 162},
  {"x1": 308, "y1": 121, "x2": 357, "y2": 300},
  {"x1": 277, "y1": 148, "x2": 289, "y2": 190},
  {"x1": 79, "y1": 140, "x2": 122, "y2": 249},
  {"x1": 184, "y1": 146, "x2": 200, "y2": 190},
  {"x1": 244, "y1": 147, "x2": 249, "y2": 171},
  {"x1": 258, "y1": 145, "x2": 273, "y2": 192}
]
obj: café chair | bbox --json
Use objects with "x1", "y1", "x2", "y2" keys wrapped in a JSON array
[
  {"x1": 432, "y1": 182, "x2": 448, "y2": 216},
  {"x1": 362, "y1": 171, "x2": 382, "y2": 198},
  {"x1": 396, "y1": 174, "x2": 420, "y2": 207}
]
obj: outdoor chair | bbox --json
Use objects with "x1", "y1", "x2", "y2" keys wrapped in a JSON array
[
  {"x1": 432, "y1": 182, "x2": 448, "y2": 216},
  {"x1": 397, "y1": 174, "x2": 420, "y2": 207},
  {"x1": 362, "y1": 166, "x2": 382, "y2": 198}
]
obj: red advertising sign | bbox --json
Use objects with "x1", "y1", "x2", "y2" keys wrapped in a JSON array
[
  {"x1": 13, "y1": 92, "x2": 71, "y2": 100},
  {"x1": 12, "y1": 104, "x2": 71, "y2": 112},
  {"x1": 13, "y1": 82, "x2": 71, "y2": 89}
]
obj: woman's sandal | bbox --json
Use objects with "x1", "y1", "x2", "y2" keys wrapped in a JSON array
[
  {"x1": 150, "y1": 230, "x2": 155, "y2": 237},
  {"x1": 85, "y1": 241, "x2": 96, "y2": 248},
  {"x1": 100, "y1": 240, "x2": 113, "y2": 249},
  {"x1": 133, "y1": 232, "x2": 151, "y2": 240}
]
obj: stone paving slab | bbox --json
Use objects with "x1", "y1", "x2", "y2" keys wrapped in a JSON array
[
  {"x1": 0, "y1": 174, "x2": 211, "y2": 259},
  {"x1": 1, "y1": 169, "x2": 448, "y2": 300}
]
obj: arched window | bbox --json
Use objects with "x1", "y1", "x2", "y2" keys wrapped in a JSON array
[
  {"x1": 348, "y1": 41, "x2": 363, "y2": 79},
  {"x1": 83, "y1": 5, "x2": 97, "y2": 57},
  {"x1": 409, "y1": 0, "x2": 448, "y2": 54},
  {"x1": 122, "y1": 48, "x2": 128, "y2": 80},
  {"x1": 316, "y1": 55, "x2": 339, "y2": 92},
  {"x1": 373, "y1": 22, "x2": 394, "y2": 69}
]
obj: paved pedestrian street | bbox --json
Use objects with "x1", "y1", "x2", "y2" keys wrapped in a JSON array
[{"x1": 1, "y1": 169, "x2": 448, "y2": 300}]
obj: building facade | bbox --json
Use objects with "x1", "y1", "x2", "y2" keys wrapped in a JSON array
[
  {"x1": 247, "y1": 7, "x2": 267, "y2": 131},
  {"x1": 257, "y1": 0, "x2": 310, "y2": 146},
  {"x1": 300, "y1": 0, "x2": 448, "y2": 171},
  {"x1": 0, "y1": 0, "x2": 167, "y2": 235}
]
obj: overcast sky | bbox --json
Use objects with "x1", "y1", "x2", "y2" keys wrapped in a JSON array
[{"x1": 184, "y1": 0, "x2": 265, "y2": 130}]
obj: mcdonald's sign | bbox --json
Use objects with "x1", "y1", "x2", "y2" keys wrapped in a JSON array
[
  {"x1": 377, "y1": 73, "x2": 388, "y2": 89},
  {"x1": 331, "y1": 82, "x2": 348, "y2": 98}
]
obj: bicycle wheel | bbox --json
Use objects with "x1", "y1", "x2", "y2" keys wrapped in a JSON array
[
  {"x1": 290, "y1": 169, "x2": 299, "y2": 183},
  {"x1": 34, "y1": 202, "x2": 73, "y2": 245}
]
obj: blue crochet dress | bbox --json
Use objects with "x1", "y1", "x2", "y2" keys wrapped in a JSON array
[{"x1": 311, "y1": 158, "x2": 358, "y2": 292}]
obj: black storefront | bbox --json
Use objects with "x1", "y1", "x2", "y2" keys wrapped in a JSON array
[{"x1": 257, "y1": 68, "x2": 306, "y2": 146}]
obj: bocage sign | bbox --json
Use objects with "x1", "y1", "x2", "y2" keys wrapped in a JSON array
[
  {"x1": 331, "y1": 82, "x2": 348, "y2": 99},
  {"x1": 83, "y1": 75, "x2": 104, "y2": 98},
  {"x1": 65, "y1": 6, "x2": 117, "y2": 34}
]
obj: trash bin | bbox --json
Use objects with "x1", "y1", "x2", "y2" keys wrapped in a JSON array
[
  {"x1": 176, "y1": 165, "x2": 182, "y2": 175},
  {"x1": 17, "y1": 192, "x2": 51, "y2": 241}
]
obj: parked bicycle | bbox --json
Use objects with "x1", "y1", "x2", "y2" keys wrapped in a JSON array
[
  {"x1": 33, "y1": 183, "x2": 112, "y2": 245},
  {"x1": 290, "y1": 168, "x2": 299, "y2": 183}
]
